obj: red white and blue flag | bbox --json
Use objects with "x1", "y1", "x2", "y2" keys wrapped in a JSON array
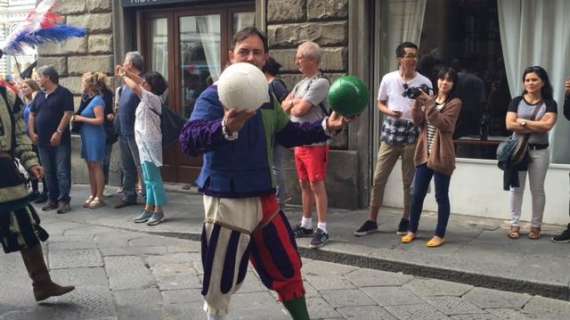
[{"x1": 1, "y1": 0, "x2": 86, "y2": 56}]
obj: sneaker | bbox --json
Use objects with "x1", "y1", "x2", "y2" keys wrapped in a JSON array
[
  {"x1": 397, "y1": 218, "x2": 409, "y2": 235},
  {"x1": 552, "y1": 224, "x2": 570, "y2": 243},
  {"x1": 310, "y1": 228, "x2": 329, "y2": 249},
  {"x1": 147, "y1": 211, "x2": 164, "y2": 226},
  {"x1": 134, "y1": 210, "x2": 153, "y2": 223},
  {"x1": 56, "y1": 201, "x2": 71, "y2": 214},
  {"x1": 292, "y1": 224, "x2": 314, "y2": 238},
  {"x1": 354, "y1": 220, "x2": 379, "y2": 237}
]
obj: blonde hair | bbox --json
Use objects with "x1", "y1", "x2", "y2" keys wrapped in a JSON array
[
  {"x1": 22, "y1": 79, "x2": 40, "y2": 92},
  {"x1": 81, "y1": 72, "x2": 105, "y2": 94}
]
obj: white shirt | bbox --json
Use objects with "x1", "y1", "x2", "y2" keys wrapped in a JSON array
[
  {"x1": 134, "y1": 89, "x2": 163, "y2": 166},
  {"x1": 377, "y1": 70, "x2": 432, "y2": 121}
]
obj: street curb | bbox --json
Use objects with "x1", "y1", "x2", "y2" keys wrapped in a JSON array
[{"x1": 147, "y1": 230, "x2": 570, "y2": 302}]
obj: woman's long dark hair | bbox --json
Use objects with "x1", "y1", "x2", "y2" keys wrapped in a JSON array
[
  {"x1": 521, "y1": 66, "x2": 553, "y2": 100},
  {"x1": 435, "y1": 66, "x2": 458, "y2": 102}
]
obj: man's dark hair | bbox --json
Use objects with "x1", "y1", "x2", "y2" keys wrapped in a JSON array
[
  {"x1": 144, "y1": 71, "x2": 168, "y2": 96},
  {"x1": 262, "y1": 56, "x2": 282, "y2": 76},
  {"x1": 395, "y1": 42, "x2": 418, "y2": 58},
  {"x1": 37, "y1": 65, "x2": 59, "y2": 84},
  {"x1": 232, "y1": 27, "x2": 269, "y2": 53}
]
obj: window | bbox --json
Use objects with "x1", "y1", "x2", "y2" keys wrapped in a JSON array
[{"x1": 418, "y1": 0, "x2": 510, "y2": 159}]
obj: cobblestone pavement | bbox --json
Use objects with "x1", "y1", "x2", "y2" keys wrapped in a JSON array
[{"x1": 1, "y1": 216, "x2": 569, "y2": 320}]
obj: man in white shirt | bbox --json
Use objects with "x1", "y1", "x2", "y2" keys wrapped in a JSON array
[{"x1": 354, "y1": 42, "x2": 432, "y2": 237}]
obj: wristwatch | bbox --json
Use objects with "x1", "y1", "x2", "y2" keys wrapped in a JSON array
[
  {"x1": 56, "y1": 128, "x2": 64, "y2": 134},
  {"x1": 520, "y1": 120, "x2": 527, "y2": 127},
  {"x1": 221, "y1": 119, "x2": 238, "y2": 141}
]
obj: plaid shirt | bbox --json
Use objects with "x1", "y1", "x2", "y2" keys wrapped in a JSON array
[{"x1": 380, "y1": 117, "x2": 419, "y2": 145}]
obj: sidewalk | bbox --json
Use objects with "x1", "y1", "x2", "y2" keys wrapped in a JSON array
[{"x1": 49, "y1": 185, "x2": 570, "y2": 301}]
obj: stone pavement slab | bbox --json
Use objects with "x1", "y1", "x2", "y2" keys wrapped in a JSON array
[{"x1": 47, "y1": 185, "x2": 570, "y2": 301}]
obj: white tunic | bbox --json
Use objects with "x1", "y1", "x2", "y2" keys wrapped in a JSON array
[{"x1": 134, "y1": 89, "x2": 163, "y2": 166}]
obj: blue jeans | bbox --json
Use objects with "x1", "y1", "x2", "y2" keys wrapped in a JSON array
[
  {"x1": 142, "y1": 161, "x2": 166, "y2": 207},
  {"x1": 409, "y1": 164, "x2": 451, "y2": 237},
  {"x1": 272, "y1": 144, "x2": 289, "y2": 203},
  {"x1": 119, "y1": 135, "x2": 144, "y2": 202},
  {"x1": 37, "y1": 143, "x2": 71, "y2": 203}
]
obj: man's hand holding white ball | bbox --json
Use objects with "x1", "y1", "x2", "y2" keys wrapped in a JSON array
[{"x1": 223, "y1": 108, "x2": 257, "y2": 134}]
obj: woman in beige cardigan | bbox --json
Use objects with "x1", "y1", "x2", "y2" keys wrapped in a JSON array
[{"x1": 401, "y1": 67, "x2": 462, "y2": 247}]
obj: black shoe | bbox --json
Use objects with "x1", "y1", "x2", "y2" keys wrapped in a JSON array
[
  {"x1": 114, "y1": 199, "x2": 137, "y2": 209},
  {"x1": 34, "y1": 193, "x2": 48, "y2": 204},
  {"x1": 552, "y1": 224, "x2": 570, "y2": 243},
  {"x1": 354, "y1": 220, "x2": 379, "y2": 237},
  {"x1": 292, "y1": 224, "x2": 314, "y2": 238},
  {"x1": 397, "y1": 218, "x2": 409, "y2": 235},
  {"x1": 56, "y1": 201, "x2": 71, "y2": 214},
  {"x1": 42, "y1": 201, "x2": 58, "y2": 211},
  {"x1": 310, "y1": 228, "x2": 329, "y2": 249}
]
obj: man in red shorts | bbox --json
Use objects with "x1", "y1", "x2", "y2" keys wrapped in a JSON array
[{"x1": 282, "y1": 41, "x2": 331, "y2": 248}]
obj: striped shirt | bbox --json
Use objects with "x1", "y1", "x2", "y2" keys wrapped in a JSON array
[{"x1": 427, "y1": 102, "x2": 445, "y2": 154}]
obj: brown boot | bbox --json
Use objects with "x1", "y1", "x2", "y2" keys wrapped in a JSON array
[{"x1": 20, "y1": 245, "x2": 75, "y2": 302}]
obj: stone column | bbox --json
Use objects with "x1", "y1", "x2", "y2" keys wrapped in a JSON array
[{"x1": 265, "y1": 0, "x2": 360, "y2": 209}]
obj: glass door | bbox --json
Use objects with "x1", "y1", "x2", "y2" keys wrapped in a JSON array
[{"x1": 142, "y1": 4, "x2": 254, "y2": 183}]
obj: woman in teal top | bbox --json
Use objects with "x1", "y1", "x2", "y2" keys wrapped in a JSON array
[{"x1": 71, "y1": 72, "x2": 107, "y2": 209}]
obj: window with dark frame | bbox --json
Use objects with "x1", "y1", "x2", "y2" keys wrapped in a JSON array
[{"x1": 418, "y1": 0, "x2": 511, "y2": 160}]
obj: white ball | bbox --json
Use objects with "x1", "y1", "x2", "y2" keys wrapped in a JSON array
[{"x1": 217, "y1": 62, "x2": 269, "y2": 111}]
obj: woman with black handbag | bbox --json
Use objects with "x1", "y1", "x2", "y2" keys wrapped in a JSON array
[{"x1": 505, "y1": 66, "x2": 557, "y2": 240}]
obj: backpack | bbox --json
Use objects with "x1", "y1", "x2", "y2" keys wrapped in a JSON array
[{"x1": 150, "y1": 104, "x2": 186, "y2": 147}]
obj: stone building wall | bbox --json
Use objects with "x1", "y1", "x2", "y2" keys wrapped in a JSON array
[
  {"x1": 37, "y1": 0, "x2": 119, "y2": 185},
  {"x1": 266, "y1": 0, "x2": 360, "y2": 209}
]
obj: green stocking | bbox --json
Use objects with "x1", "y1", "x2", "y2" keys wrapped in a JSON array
[{"x1": 283, "y1": 297, "x2": 310, "y2": 320}]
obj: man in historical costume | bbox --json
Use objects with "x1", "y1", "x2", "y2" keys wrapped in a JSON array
[
  {"x1": 0, "y1": 49, "x2": 75, "y2": 302},
  {"x1": 179, "y1": 28, "x2": 349, "y2": 320}
]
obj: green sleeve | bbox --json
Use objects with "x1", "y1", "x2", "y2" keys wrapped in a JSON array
[{"x1": 9, "y1": 92, "x2": 39, "y2": 170}]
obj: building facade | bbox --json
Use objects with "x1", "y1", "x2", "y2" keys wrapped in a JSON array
[{"x1": 38, "y1": 0, "x2": 570, "y2": 225}]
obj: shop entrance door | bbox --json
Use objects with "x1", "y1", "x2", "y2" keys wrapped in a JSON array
[{"x1": 141, "y1": 5, "x2": 255, "y2": 183}]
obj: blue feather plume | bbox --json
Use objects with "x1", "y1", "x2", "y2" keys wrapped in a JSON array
[{"x1": 3, "y1": 25, "x2": 86, "y2": 55}]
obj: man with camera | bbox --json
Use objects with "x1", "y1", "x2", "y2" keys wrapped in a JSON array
[
  {"x1": 354, "y1": 42, "x2": 432, "y2": 237},
  {"x1": 552, "y1": 78, "x2": 570, "y2": 242}
]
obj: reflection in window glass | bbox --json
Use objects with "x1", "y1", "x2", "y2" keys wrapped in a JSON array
[
  {"x1": 179, "y1": 15, "x2": 221, "y2": 119},
  {"x1": 151, "y1": 18, "x2": 168, "y2": 79},
  {"x1": 417, "y1": 0, "x2": 510, "y2": 159},
  {"x1": 232, "y1": 12, "x2": 255, "y2": 35}
]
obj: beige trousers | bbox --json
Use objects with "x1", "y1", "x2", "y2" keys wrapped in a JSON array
[{"x1": 369, "y1": 142, "x2": 416, "y2": 216}]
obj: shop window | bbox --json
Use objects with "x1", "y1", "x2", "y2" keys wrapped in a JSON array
[{"x1": 417, "y1": 0, "x2": 510, "y2": 159}]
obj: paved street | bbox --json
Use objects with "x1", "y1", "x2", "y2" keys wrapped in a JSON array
[{"x1": 1, "y1": 201, "x2": 570, "y2": 320}]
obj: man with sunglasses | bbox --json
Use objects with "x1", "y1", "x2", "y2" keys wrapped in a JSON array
[{"x1": 354, "y1": 42, "x2": 432, "y2": 237}]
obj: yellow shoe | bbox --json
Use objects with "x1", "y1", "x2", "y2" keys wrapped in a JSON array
[
  {"x1": 426, "y1": 236, "x2": 445, "y2": 248},
  {"x1": 401, "y1": 233, "x2": 416, "y2": 244}
]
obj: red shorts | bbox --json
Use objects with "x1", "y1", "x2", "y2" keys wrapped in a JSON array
[{"x1": 294, "y1": 145, "x2": 329, "y2": 183}]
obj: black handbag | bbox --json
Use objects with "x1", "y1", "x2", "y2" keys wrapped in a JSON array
[{"x1": 150, "y1": 104, "x2": 186, "y2": 147}]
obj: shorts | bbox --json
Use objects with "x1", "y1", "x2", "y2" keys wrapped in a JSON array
[{"x1": 294, "y1": 145, "x2": 329, "y2": 183}]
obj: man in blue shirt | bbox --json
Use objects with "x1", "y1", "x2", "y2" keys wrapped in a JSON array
[
  {"x1": 115, "y1": 52, "x2": 146, "y2": 208},
  {"x1": 29, "y1": 66, "x2": 74, "y2": 214}
]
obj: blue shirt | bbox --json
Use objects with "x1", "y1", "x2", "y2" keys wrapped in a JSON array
[
  {"x1": 118, "y1": 85, "x2": 140, "y2": 137},
  {"x1": 31, "y1": 86, "x2": 74, "y2": 146}
]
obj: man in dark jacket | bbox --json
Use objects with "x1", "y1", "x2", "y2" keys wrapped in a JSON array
[
  {"x1": 0, "y1": 49, "x2": 75, "y2": 301},
  {"x1": 552, "y1": 79, "x2": 570, "y2": 242}
]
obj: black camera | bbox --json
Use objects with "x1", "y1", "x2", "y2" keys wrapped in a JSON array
[{"x1": 402, "y1": 84, "x2": 432, "y2": 99}]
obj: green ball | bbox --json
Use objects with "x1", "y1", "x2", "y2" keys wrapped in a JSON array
[{"x1": 327, "y1": 76, "x2": 369, "y2": 117}]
